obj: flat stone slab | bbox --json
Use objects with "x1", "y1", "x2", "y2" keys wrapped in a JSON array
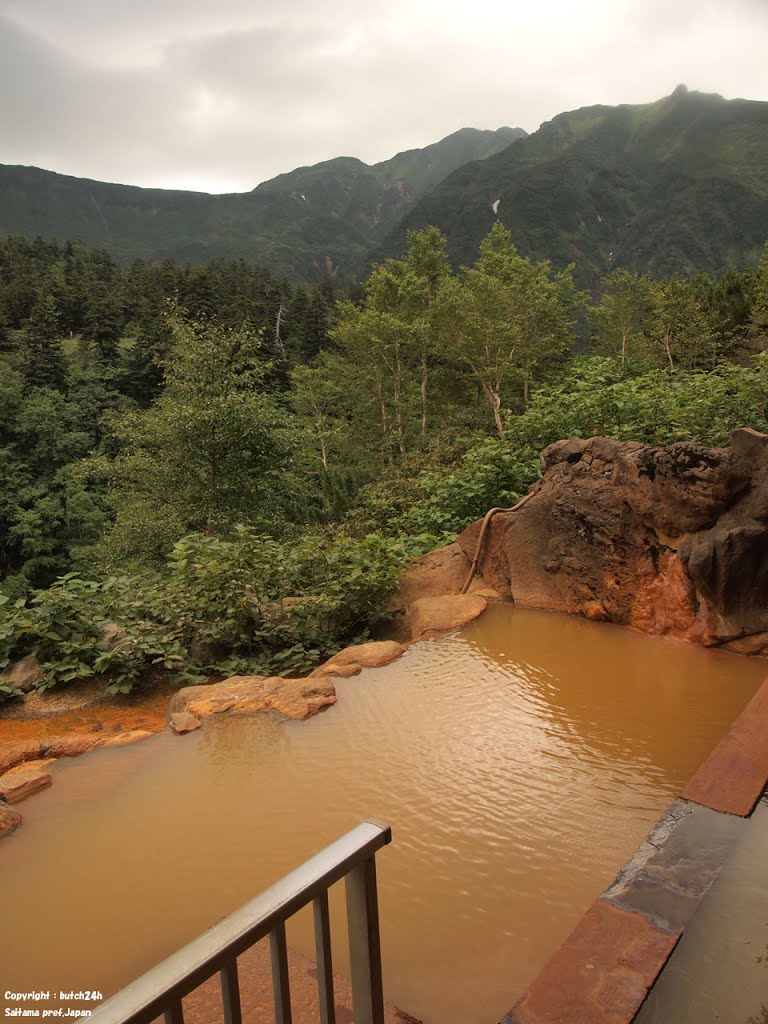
[
  {"x1": 503, "y1": 900, "x2": 680, "y2": 1024},
  {"x1": 681, "y1": 677, "x2": 768, "y2": 816},
  {"x1": 0, "y1": 765, "x2": 52, "y2": 804},
  {"x1": 603, "y1": 799, "x2": 745, "y2": 932},
  {"x1": 170, "y1": 676, "x2": 336, "y2": 722}
]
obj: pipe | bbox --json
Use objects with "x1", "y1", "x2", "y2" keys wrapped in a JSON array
[{"x1": 459, "y1": 492, "x2": 533, "y2": 595}]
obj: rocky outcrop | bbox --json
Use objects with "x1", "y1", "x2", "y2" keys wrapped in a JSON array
[
  {"x1": 455, "y1": 430, "x2": 768, "y2": 649},
  {"x1": 386, "y1": 543, "x2": 499, "y2": 641},
  {"x1": 310, "y1": 640, "x2": 407, "y2": 678},
  {"x1": 169, "y1": 675, "x2": 336, "y2": 722}
]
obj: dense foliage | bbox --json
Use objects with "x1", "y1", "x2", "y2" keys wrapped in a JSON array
[
  {"x1": 381, "y1": 88, "x2": 768, "y2": 287},
  {"x1": 1, "y1": 224, "x2": 766, "y2": 697}
]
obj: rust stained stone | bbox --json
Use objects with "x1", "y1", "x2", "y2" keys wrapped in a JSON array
[
  {"x1": 681, "y1": 676, "x2": 768, "y2": 816},
  {"x1": 504, "y1": 901, "x2": 680, "y2": 1024}
]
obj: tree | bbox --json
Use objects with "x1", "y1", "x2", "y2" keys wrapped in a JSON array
[
  {"x1": 103, "y1": 316, "x2": 296, "y2": 563},
  {"x1": 20, "y1": 293, "x2": 67, "y2": 390},
  {"x1": 290, "y1": 356, "x2": 346, "y2": 472},
  {"x1": 402, "y1": 226, "x2": 450, "y2": 438},
  {"x1": 753, "y1": 241, "x2": 768, "y2": 334},
  {"x1": 434, "y1": 223, "x2": 580, "y2": 434},
  {"x1": 591, "y1": 269, "x2": 653, "y2": 366},
  {"x1": 647, "y1": 276, "x2": 715, "y2": 371}
]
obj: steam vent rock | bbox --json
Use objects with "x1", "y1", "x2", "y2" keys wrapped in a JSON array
[{"x1": 454, "y1": 430, "x2": 768, "y2": 650}]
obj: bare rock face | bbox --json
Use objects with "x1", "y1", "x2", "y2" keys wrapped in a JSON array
[
  {"x1": 170, "y1": 675, "x2": 336, "y2": 722},
  {"x1": 455, "y1": 430, "x2": 768, "y2": 649},
  {"x1": 310, "y1": 640, "x2": 407, "y2": 678}
]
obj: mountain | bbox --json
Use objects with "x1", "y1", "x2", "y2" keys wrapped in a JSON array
[
  {"x1": 376, "y1": 87, "x2": 768, "y2": 288},
  {"x1": 0, "y1": 127, "x2": 524, "y2": 283}
]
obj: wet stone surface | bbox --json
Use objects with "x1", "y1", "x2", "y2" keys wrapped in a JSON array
[{"x1": 603, "y1": 799, "x2": 746, "y2": 932}]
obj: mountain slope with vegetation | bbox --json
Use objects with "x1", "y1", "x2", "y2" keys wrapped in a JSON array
[
  {"x1": 378, "y1": 87, "x2": 768, "y2": 287},
  {"x1": 0, "y1": 127, "x2": 522, "y2": 283}
]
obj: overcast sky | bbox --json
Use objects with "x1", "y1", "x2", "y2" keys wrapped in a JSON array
[{"x1": 1, "y1": 0, "x2": 766, "y2": 194}]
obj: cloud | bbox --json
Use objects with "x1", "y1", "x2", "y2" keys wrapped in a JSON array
[{"x1": 0, "y1": 0, "x2": 766, "y2": 192}]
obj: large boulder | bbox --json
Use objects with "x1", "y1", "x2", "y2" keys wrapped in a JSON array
[
  {"x1": 170, "y1": 675, "x2": 336, "y2": 722},
  {"x1": 453, "y1": 430, "x2": 768, "y2": 649}
]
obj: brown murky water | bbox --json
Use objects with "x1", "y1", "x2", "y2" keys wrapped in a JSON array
[{"x1": 1, "y1": 606, "x2": 766, "y2": 1024}]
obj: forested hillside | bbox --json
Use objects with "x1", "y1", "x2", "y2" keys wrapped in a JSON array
[
  {"x1": 0, "y1": 127, "x2": 521, "y2": 283},
  {"x1": 1, "y1": 225, "x2": 766, "y2": 698},
  {"x1": 4, "y1": 89, "x2": 768, "y2": 293},
  {"x1": 379, "y1": 88, "x2": 768, "y2": 288}
]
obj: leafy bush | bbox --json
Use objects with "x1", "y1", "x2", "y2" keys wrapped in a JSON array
[{"x1": 0, "y1": 526, "x2": 432, "y2": 694}]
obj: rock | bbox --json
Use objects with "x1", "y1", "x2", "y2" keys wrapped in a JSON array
[
  {"x1": 100, "y1": 623, "x2": 139, "y2": 656},
  {"x1": 453, "y1": 431, "x2": 768, "y2": 648},
  {"x1": 410, "y1": 594, "x2": 488, "y2": 640},
  {"x1": 41, "y1": 734, "x2": 102, "y2": 760},
  {"x1": 99, "y1": 729, "x2": 156, "y2": 748},
  {"x1": 100, "y1": 623, "x2": 127, "y2": 648},
  {"x1": 310, "y1": 640, "x2": 407, "y2": 678},
  {"x1": 0, "y1": 739, "x2": 42, "y2": 774},
  {"x1": 0, "y1": 655, "x2": 44, "y2": 693},
  {"x1": 724, "y1": 632, "x2": 768, "y2": 656},
  {"x1": 170, "y1": 675, "x2": 336, "y2": 722},
  {"x1": 169, "y1": 711, "x2": 202, "y2": 734},
  {"x1": 312, "y1": 662, "x2": 362, "y2": 679},
  {"x1": 0, "y1": 764, "x2": 52, "y2": 804},
  {"x1": 385, "y1": 543, "x2": 492, "y2": 642},
  {"x1": 0, "y1": 803, "x2": 22, "y2": 838}
]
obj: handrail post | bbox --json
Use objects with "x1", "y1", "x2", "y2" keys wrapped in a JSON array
[{"x1": 345, "y1": 856, "x2": 385, "y2": 1024}]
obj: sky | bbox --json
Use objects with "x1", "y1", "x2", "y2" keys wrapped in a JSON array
[{"x1": 1, "y1": 0, "x2": 767, "y2": 194}]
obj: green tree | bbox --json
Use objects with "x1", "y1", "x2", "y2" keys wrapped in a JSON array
[
  {"x1": 591, "y1": 269, "x2": 653, "y2": 366},
  {"x1": 647, "y1": 276, "x2": 715, "y2": 370},
  {"x1": 753, "y1": 241, "x2": 768, "y2": 333},
  {"x1": 21, "y1": 293, "x2": 67, "y2": 390},
  {"x1": 434, "y1": 223, "x2": 580, "y2": 433},
  {"x1": 102, "y1": 316, "x2": 296, "y2": 563}
]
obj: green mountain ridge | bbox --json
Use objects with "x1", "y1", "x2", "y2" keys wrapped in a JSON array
[
  {"x1": 377, "y1": 88, "x2": 768, "y2": 287},
  {"x1": 3, "y1": 89, "x2": 768, "y2": 287},
  {"x1": 0, "y1": 126, "x2": 524, "y2": 283}
]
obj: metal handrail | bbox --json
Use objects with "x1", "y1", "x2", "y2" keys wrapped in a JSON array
[{"x1": 88, "y1": 820, "x2": 392, "y2": 1024}]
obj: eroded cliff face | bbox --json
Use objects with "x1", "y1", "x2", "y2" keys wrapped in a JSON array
[{"x1": 455, "y1": 429, "x2": 768, "y2": 652}]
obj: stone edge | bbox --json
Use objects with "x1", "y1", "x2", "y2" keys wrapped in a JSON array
[{"x1": 501, "y1": 674, "x2": 768, "y2": 1024}]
